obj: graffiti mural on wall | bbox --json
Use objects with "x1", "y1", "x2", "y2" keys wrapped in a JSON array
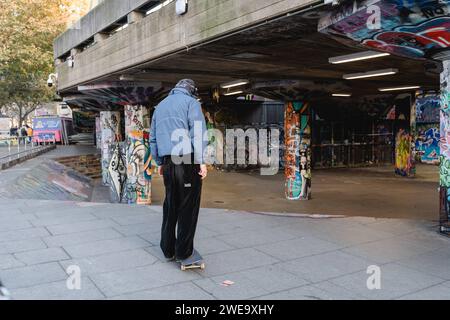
[
  {"x1": 123, "y1": 105, "x2": 152, "y2": 205},
  {"x1": 285, "y1": 101, "x2": 311, "y2": 200},
  {"x1": 415, "y1": 94, "x2": 440, "y2": 163},
  {"x1": 440, "y1": 60, "x2": 450, "y2": 233},
  {"x1": 395, "y1": 129, "x2": 416, "y2": 176},
  {"x1": 416, "y1": 124, "x2": 440, "y2": 163},
  {"x1": 100, "y1": 111, "x2": 122, "y2": 186},
  {"x1": 319, "y1": 0, "x2": 450, "y2": 59},
  {"x1": 416, "y1": 94, "x2": 440, "y2": 123},
  {"x1": 108, "y1": 142, "x2": 127, "y2": 203}
]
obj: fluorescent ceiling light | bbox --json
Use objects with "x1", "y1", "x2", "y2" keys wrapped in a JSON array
[
  {"x1": 220, "y1": 79, "x2": 249, "y2": 89},
  {"x1": 343, "y1": 68, "x2": 398, "y2": 80},
  {"x1": 378, "y1": 86, "x2": 420, "y2": 92},
  {"x1": 119, "y1": 75, "x2": 136, "y2": 81},
  {"x1": 224, "y1": 90, "x2": 244, "y2": 96},
  {"x1": 329, "y1": 51, "x2": 390, "y2": 64},
  {"x1": 332, "y1": 93, "x2": 352, "y2": 97}
]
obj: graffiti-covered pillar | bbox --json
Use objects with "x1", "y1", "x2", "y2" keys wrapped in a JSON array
[
  {"x1": 415, "y1": 94, "x2": 440, "y2": 164},
  {"x1": 394, "y1": 97, "x2": 416, "y2": 178},
  {"x1": 439, "y1": 61, "x2": 450, "y2": 235},
  {"x1": 284, "y1": 101, "x2": 312, "y2": 200},
  {"x1": 100, "y1": 111, "x2": 122, "y2": 186},
  {"x1": 123, "y1": 105, "x2": 152, "y2": 205}
]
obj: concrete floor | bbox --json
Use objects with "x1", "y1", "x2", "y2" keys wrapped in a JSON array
[
  {"x1": 1, "y1": 146, "x2": 449, "y2": 300},
  {"x1": 1, "y1": 198, "x2": 450, "y2": 300},
  {"x1": 1, "y1": 145, "x2": 440, "y2": 221},
  {"x1": 152, "y1": 164, "x2": 440, "y2": 221}
]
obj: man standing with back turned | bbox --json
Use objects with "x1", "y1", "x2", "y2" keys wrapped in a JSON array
[{"x1": 150, "y1": 79, "x2": 208, "y2": 263}]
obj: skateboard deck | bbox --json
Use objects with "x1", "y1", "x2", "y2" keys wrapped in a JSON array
[{"x1": 180, "y1": 250, "x2": 205, "y2": 271}]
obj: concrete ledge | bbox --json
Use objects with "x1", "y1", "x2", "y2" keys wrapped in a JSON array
[
  {"x1": 54, "y1": 0, "x2": 159, "y2": 59},
  {"x1": 0, "y1": 145, "x2": 57, "y2": 170}
]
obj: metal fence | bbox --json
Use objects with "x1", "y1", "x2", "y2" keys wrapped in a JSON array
[
  {"x1": 0, "y1": 135, "x2": 56, "y2": 166},
  {"x1": 312, "y1": 131, "x2": 395, "y2": 169}
]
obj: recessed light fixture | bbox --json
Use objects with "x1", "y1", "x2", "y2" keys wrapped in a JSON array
[
  {"x1": 220, "y1": 79, "x2": 249, "y2": 89},
  {"x1": 343, "y1": 68, "x2": 398, "y2": 80},
  {"x1": 332, "y1": 93, "x2": 352, "y2": 97},
  {"x1": 378, "y1": 86, "x2": 420, "y2": 92},
  {"x1": 224, "y1": 90, "x2": 244, "y2": 96},
  {"x1": 329, "y1": 51, "x2": 390, "y2": 64},
  {"x1": 119, "y1": 75, "x2": 133, "y2": 81}
]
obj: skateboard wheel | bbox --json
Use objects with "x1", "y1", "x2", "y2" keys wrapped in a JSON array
[
  {"x1": 200, "y1": 263, "x2": 206, "y2": 270},
  {"x1": 181, "y1": 265, "x2": 186, "y2": 271}
]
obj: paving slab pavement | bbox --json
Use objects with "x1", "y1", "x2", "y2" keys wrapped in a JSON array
[{"x1": 0, "y1": 199, "x2": 449, "y2": 300}]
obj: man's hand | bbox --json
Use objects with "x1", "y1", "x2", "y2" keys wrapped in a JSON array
[
  {"x1": 199, "y1": 164, "x2": 207, "y2": 180},
  {"x1": 158, "y1": 165, "x2": 164, "y2": 176}
]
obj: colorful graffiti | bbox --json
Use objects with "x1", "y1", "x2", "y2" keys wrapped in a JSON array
[
  {"x1": 100, "y1": 111, "x2": 122, "y2": 186},
  {"x1": 395, "y1": 128, "x2": 415, "y2": 176},
  {"x1": 123, "y1": 105, "x2": 152, "y2": 205},
  {"x1": 440, "y1": 61, "x2": 450, "y2": 233},
  {"x1": 108, "y1": 142, "x2": 127, "y2": 203},
  {"x1": 319, "y1": 0, "x2": 450, "y2": 59},
  {"x1": 414, "y1": 94, "x2": 440, "y2": 163},
  {"x1": 285, "y1": 101, "x2": 311, "y2": 200},
  {"x1": 416, "y1": 124, "x2": 440, "y2": 163},
  {"x1": 416, "y1": 94, "x2": 440, "y2": 123},
  {"x1": 32, "y1": 117, "x2": 64, "y2": 143}
]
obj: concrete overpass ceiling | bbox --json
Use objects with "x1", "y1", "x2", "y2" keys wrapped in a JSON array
[
  {"x1": 104, "y1": 7, "x2": 439, "y2": 101},
  {"x1": 63, "y1": 94, "x2": 122, "y2": 112},
  {"x1": 56, "y1": 1, "x2": 441, "y2": 106}
]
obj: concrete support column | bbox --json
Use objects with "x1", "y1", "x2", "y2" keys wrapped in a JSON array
[
  {"x1": 123, "y1": 105, "x2": 152, "y2": 205},
  {"x1": 284, "y1": 101, "x2": 312, "y2": 200},
  {"x1": 439, "y1": 60, "x2": 450, "y2": 234},
  {"x1": 100, "y1": 111, "x2": 122, "y2": 186}
]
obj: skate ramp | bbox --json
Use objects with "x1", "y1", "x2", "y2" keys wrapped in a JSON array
[{"x1": 0, "y1": 160, "x2": 93, "y2": 202}]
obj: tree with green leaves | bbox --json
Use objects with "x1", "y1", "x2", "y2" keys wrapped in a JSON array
[{"x1": 0, "y1": 0, "x2": 89, "y2": 125}]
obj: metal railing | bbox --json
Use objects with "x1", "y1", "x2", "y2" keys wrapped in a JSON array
[
  {"x1": 0, "y1": 135, "x2": 56, "y2": 165},
  {"x1": 312, "y1": 142, "x2": 394, "y2": 169}
]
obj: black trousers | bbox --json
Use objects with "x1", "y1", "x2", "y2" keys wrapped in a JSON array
[{"x1": 160, "y1": 155, "x2": 202, "y2": 260}]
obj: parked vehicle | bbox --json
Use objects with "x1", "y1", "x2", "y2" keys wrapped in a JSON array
[{"x1": 32, "y1": 116, "x2": 73, "y2": 144}]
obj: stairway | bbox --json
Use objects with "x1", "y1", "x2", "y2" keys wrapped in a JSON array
[{"x1": 55, "y1": 154, "x2": 102, "y2": 180}]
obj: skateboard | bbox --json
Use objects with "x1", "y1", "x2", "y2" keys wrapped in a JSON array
[{"x1": 180, "y1": 249, "x2": 205, "y2": 271}]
